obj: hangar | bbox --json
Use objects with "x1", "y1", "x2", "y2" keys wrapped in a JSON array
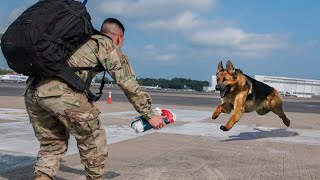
[{"x1": 255, "y1": 75, "x2": 320, "y2": 98}]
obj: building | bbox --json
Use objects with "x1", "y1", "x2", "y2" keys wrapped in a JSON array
[
  {"x1": 255, "y1": 75, "x2": 320, "y2": 98},
  {"x1": 0, "y1": 74, "x2": 28, "y2": 83},
  {"x1": 204, "y1": 74, "x2": 320, "y2": 98},
  {"x1": 203, "y1": 75, "x2": 217, "y2": 92}
]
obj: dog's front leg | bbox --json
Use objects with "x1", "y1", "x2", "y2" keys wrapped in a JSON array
[
  {"x1": 212, "y1": 103, "x2": 232, "y2": 119},
  {"x1": 220, "y1": 98, "x2": 245, "y2": 131}
]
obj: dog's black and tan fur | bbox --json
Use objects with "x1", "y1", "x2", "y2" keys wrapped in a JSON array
[{"x1": 212, "y1": 60, "x2": 290, "y2": 131}]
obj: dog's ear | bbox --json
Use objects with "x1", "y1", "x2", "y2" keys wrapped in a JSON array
[
  {"x1": 217, "y1": 61, "x2": 224, "y2": 72},
  {"x1": 226, "y1": 60, "x2": 235, "y2": 74}
]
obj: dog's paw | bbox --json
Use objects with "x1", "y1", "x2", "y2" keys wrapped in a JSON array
[
  {"x1": 212, "y1": 115, "x2": 219, "y2": 120},
  {"x1": 284, "y1": 120, "x2": 290, "y2": 127},
  {"x1": 220, "y1": 125, "x2": 229, "y2": 131}
]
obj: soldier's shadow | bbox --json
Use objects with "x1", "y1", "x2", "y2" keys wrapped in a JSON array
[
  {"x1": 222, "y1": 128, "x2": 299, "y2": 142},
  {"x1": 0, "y1": 155, "x2": 120, "y2": 180}
]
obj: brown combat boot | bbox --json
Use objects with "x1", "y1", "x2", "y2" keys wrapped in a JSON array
[
  {"x1": 34, "y1": 171, "x2": 53, "y2": 180},
  {"x1": 86, "y1": 176, "x2": 102, "y2": 180}
]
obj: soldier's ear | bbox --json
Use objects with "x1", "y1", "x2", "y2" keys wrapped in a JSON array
[
  {"x1": 217, "y1": 61, "x2": 224, "y2": 72},
  {"x1": 226, "y1": 60, "x2": 235, "y2": 75}
]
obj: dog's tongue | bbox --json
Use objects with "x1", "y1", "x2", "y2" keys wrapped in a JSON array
[{"x1": 220, "y1": 90, "x2": 226, "y2": 98}]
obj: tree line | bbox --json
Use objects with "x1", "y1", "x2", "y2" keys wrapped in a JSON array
[
  {"x1": 0, "y1": 69, "x2": 14, "y2": 75},
  {"x1": 96, "y1": 77, "x2": 209, "y2": 91},
  {"x1": 137, "y1": 78, "x2": 209, "y2": 91},
  {"x1": 1, "y1": 68, "x2": 209, "y2": 91}
]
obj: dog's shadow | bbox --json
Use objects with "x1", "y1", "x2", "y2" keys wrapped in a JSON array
[{"x1": 222, "y1": 128, "x2": 299, "y2": 142}]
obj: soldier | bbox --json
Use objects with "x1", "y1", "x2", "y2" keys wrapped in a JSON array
[{"x1": 24, "y1": 18, "x2": 166, "y2": 180}]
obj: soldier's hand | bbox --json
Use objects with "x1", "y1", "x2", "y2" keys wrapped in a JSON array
[{"x1": 148, "y1": 115, "x2": 166, "y2": 129}]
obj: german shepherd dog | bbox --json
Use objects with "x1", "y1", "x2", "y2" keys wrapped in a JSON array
[{"x1": 212, "y1": 60, "x2": 291, "y2": 131}]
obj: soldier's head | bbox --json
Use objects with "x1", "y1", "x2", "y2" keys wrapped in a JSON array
[{"x1": 101, "y1": 18, "x2": 125, "y2": 49}]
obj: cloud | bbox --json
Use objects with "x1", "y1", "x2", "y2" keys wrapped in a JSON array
[
  {"x1": 142, "y1": 11, "x2": 230, "y2": 31},
  {"x1": 1, "y1": 0, "x2": 311, "y2": 67},
  {"x1": 134, "y1": 44, "x2": 177, "y2": 63},
  {"x1": 300, "y1": 40, "x2": 318, "y2": 49},
  {"x1": 0, "y1": 0, "x2": 36, "y2": 31},
  {"x1": 190, "y1": 28, "x2": 289, "y2": 50},
  {"x1": 133, "y1": 6, "x2": 289, "y2": 58},
  {"x1": 96, "y1": 0, "x2": 218, "y2": 18},
  {"x1": 88, "y1": 0, "x2": 291, "y2": 59},
  {"x1": 0, "y1": 25, "x2": 7, "y2": 32},
  {"x1": 140, "y1": 13, "x2": 289, "y2": 58},
  {"x1": 166, "y1": 44, "x2": 179, "y2": 50},
  {"x1": 141, "y1": 11, "x2": 233, "y2": 31},
  {"x1": 9, "y1": 8, "x2": 24, "y2": 22},
  {"x1": 143, "y1": 44, "x2": 156, "y2": 51},
  {"x1": 155, "y1": 54, "x2": 176, "y2": 61},
  {"x1": 285, "y1": 39, "x2": 318, "y2": 56},
  {"x1": 189, "y1": 28, "x2": 289, "y2": 58},
  {"x1": 143, "y1": 11, "x2": 199, "y2": 30}
]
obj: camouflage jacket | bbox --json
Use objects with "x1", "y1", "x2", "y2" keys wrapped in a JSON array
[{"x1": 28, "y1": 35, "x2": 155, "y2": 120}]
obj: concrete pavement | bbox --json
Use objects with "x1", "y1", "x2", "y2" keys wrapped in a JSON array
[{"x1": 0, "y1": 96, "x2": 320, "y2": 180}]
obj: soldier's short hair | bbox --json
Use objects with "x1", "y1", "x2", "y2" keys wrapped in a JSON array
[{"x1": 101, "y1": 18, "x2": 125, "y2": 33}]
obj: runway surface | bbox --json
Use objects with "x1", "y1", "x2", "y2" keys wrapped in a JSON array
[
  {"x1": 1, "y1": 82, "x2": 320, "y2": 114},
  {"x1": 0, "y1": 82, "x2": 320, "y2": 179}
]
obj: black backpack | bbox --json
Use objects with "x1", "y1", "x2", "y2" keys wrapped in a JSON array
[{"x1": 1, "y1": 0, "x2": 107, "y2": 102}]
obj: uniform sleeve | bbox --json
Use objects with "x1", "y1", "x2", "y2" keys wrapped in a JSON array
[{"x1": 96, "y1": 37, "x2": 155, "y2": 120}]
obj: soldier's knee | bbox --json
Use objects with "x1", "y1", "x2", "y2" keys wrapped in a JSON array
[
  {"x1": 65, "y1": 108, "x2": 101, "y2": 136},
  {"x1": 74, "y1": 118, "x2": 101, "y2": 136}
]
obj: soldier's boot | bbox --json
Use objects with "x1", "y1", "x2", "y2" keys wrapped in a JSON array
[
  {"x1": 34, "y1": 171, "x2": 54, "y2": 180},
  {"x1": 86, "y1": 176, "x2": 102, "y2": 180}
]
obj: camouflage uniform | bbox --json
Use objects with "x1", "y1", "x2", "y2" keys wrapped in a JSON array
[{"x1": 24, "y1": 35, "x2": 155, "y2": 180}]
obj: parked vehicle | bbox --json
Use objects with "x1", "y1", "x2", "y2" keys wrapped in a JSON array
[{"x1": 0, "y1": 75, "x2": 28, "y2": 83}]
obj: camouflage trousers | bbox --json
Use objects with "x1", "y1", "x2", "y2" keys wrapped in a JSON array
[{"x1": 24, "y1": 78, "x2": 108, "y2": 180}]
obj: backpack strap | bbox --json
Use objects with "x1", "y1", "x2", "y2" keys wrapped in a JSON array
[
  {"x1": 83, "y1": 64, "x2": 106, "y2": 102},
  {"x1": 57, "y1": 31, "x2": 111, "y2": 102},
  {"x1": 84, "y1": 69, "x2": 106, "y2": 102},
  {"x1": 56, "y1": 64, "x2": 106, "y2": 102},
  {"x1": 83, "y1": 0, "x2": 89, "y2": 5},
  {"x1": 56, "y1": 69, "x2": 87, "y2": 91}
]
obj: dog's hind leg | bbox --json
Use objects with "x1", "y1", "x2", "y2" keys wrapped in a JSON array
[
  {"x1": 212, "y1": 103, "x2": 232, "y2": 119},
  {"x1": 268, "y1": 91, "x2": 290, "y2": 127},
  {"x1": 272, "y1": 105, "x2": 290, "y2": 127}
]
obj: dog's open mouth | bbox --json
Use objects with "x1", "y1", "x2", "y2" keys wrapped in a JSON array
[{"x1": 220, "y1": 85, "x2": 231, "y2": 98}]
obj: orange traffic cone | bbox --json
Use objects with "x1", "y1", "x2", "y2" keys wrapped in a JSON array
[{"x1": 107, "y1": 90, "x2": 112, "y2": 104}]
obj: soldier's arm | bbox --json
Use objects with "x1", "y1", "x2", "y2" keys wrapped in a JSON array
[{"x1": 96, "y1": 37, "x2": 155, "y2": 120}]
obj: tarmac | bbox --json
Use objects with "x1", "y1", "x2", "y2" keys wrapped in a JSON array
[{"x1": 0, "y1": 92, "x2": 320, "y2": 180}]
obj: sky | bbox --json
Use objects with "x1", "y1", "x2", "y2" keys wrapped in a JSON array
[{"x1": 1, "y1": 0, "x2": 320, "y2": 81}]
